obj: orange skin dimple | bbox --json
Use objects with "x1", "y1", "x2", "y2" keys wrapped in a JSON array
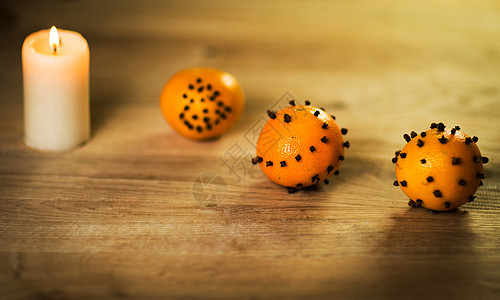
[
  {"x1": 396, "y1": 127, "x2": 483, "y2": 211},
  {"x1": 160, "y1": 67, "x2": 244, "y2": 140},
  {"x1": 256, "y1": 105, "x2": 346, "y2": 188}
]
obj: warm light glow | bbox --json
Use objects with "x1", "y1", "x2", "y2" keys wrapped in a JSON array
[{"x1": 49, "y1": 26, "x2": 60, "y2": 53}]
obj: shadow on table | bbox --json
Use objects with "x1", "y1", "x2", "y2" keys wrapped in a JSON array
[
  {"x1": 367, "y1": 208, "x2": 481, "y2": 298},
  {"x1": 90, "y1": 79, "x2": 133, "y2": 136}
]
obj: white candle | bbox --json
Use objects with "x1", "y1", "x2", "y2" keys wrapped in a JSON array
[{"x1": 22, "y1": 26, "x2": 90, "y2": 152}]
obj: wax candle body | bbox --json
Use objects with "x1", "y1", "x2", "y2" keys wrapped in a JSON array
[{"x1": 22, "y1": 28, "x2": 89, "y2": 152}]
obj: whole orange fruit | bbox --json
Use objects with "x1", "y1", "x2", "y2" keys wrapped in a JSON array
[
  {"x1": 160, "y1": 67, "x2": 244, "y2": 140},
  {"x1": 253, "y1": 100, "x2": 349, "y2": 193},
  {"x1": 393, "y1": 122, "x2": 489, "y2": 211}
]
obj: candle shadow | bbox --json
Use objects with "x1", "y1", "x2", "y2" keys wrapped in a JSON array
[{"x1": 89, "y1": 81, "x2": 131, "y2": 136}]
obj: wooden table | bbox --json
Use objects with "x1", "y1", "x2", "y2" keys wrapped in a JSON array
[{"x1": 1, "y1": 1, "x2": 499, "y2": 299}]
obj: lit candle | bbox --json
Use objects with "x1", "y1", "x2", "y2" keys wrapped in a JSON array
[{"x1": 22, "y1": 26, "x2": 90, "y2": 152}]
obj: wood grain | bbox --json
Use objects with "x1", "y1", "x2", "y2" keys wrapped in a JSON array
[{"x1": 1, "y1": 0, "x2": 500, "y2": 299}]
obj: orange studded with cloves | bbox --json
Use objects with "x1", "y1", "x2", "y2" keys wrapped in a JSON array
[
  {"x1": 253, "y1": 100, "x2": 349, "y2": 193},
  {"x1": 393, "y1": 122, "x2": 488, "y2": 211},
  {"x1": 160, "y1": 67, "x2": 244, "y2": 140}
]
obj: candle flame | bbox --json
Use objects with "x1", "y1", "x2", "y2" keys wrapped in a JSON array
[{"x1": 49, "y1": 26, "x2": 60, "y2": 53}]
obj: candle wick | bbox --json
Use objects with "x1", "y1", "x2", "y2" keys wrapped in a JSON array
[{"x1": 53, "y1": 38, "x2": 61, "y2": 54}]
